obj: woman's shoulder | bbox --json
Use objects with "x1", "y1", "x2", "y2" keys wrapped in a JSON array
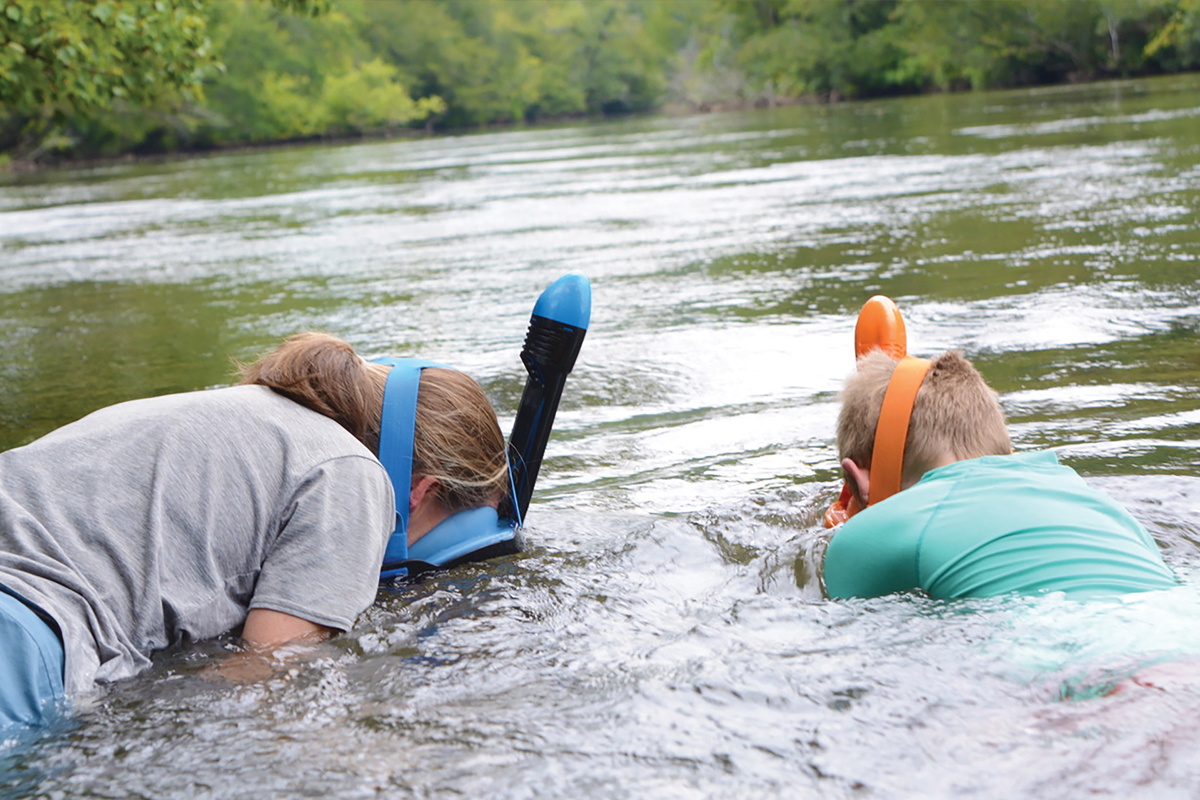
[
  {"x1": 198, "y1": 385, "x2": 376, "y2": 457},
  {"x1": 102, "y1": 385, "x2": 377, "y2": 466}
]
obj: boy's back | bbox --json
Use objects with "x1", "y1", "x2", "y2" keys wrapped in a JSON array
[
  {"x1": 824, "y1": 339, "x2": 1177, "y2": 600},
  {"x1": 824, "y1": 450, "x2": 1176, "y2": 599}
]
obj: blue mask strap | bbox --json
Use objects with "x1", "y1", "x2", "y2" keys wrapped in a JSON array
[
  {"x1": 372, "y1": 357, "x2": 448, "y2": 563},
  {"x1": 505, "y1": 450, "x2": 522, "y2": 528}
]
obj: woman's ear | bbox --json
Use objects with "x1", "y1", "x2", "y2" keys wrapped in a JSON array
[
  {"x1": 409, "y1": 475, "x2": 440, "y2": 512},
  {"x1": 841, "y1": 458, "x2": 870, "y2": 508},
  {"x1": 407, "y1": 476, "x2": 445, "y2": 546}
]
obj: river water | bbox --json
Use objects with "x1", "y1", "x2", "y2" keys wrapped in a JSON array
[{"x1": 1, "y1": 73, "x2": 1199, "y2": 797}]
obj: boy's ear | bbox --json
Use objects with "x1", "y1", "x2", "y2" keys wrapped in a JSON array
[{"x1": 841, "y1": 458, "x2": 871, "y2": 508}]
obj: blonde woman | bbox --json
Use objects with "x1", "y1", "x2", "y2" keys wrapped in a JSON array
[{"x1": 0, "y1": 332, "x2": 508, "y2": 728}]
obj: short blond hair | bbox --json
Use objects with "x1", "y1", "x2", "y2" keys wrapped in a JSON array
[
  {"x1": 240, "y1": 333, "x2": 508, "y2": 514},
  {"x1": 837, "y1": 350, "x2": 1011, "y2": 489}
]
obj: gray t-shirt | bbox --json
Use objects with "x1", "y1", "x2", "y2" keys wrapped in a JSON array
[{"x1": 0, "y1": 385, "x2": 394, "y2": 696}]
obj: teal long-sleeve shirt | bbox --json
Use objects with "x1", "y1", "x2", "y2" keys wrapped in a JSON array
[{"x1": 823, "y1": 451, "x2": 1177, "y2": 600}]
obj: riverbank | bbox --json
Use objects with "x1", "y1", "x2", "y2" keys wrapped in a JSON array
[
  {"x1": 5, "y1": 0, "x2": 1196, "y2": 178},
  {"x1": 2, "y1": 71, "x2": 1183, "y2": 177}
]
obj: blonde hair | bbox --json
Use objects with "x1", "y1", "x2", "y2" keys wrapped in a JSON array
[
  {"x1": 837, "y1": 349, "x2": 1012, "y2": 489},
  {"x1": 238, "y1": 332, "x2": 508, "y2": 514},
  {"x1": 407, "y1": 366, "x2": 509, "y2": 512}
]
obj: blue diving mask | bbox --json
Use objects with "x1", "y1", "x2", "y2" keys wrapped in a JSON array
[
  {"x1": 372, "y1": 357, "x2": 519, "y2": 581},
  {"x1": 371, "y1": 272, "x2": 592, "y2": 583}
]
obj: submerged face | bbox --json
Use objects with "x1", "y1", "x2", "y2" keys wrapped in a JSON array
[
  {"x1": 373, "y1": 357, "x2": 446, "y2": 548},
  {"x1": 371, "y1": 357, "x2": 517, "y2": 579}
]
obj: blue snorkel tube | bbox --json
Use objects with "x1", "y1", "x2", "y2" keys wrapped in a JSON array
[{"x1": 377, "y1": 273, "x2": 591, "y2": 581}]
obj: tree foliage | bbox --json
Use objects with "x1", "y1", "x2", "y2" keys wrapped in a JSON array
[
  {"x1": 202, "y1": 1, "x2": 444, "y2": 144},
  {"x1": 1, "y1": 0, "x2": 1198, "y2": 166},
  {"x1": 0, "y1": 0, "x2": 328, "y2": 160},
  {"x1": 1146, "y1": 0, "x2": 1200, "y2": 64},
  {"x1": 349, "y1": 0, "x2": 681, "y2": 126},
  {"x1": 706, "y1": 0, "x2": 1198, "y2": 102},
  {"x1": 0, "y1": 0, "x2": 211, "y2": 113}
]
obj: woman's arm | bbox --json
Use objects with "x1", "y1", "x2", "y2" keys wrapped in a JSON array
[
  {"x1": 205, "y1": 609, "x2": 334, "y2": 683},
  {"x1": 241, "y1": 608, "x2": 333, "y2": 648}
]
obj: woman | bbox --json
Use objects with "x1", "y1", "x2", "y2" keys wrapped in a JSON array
[{"x1": 0, "y1": 332, "x2": 508, "y2": 728}]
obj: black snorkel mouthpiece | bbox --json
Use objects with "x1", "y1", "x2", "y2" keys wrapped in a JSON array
[{"x1": 500, "y1": 273, "x2": 591, "y2": 524}]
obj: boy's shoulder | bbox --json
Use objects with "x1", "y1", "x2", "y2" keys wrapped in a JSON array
[
  {"x1": 922, "y1": 449, "x2": 1061, "y2": 482},
  {"x1": 836, "y1": 450, "x2": 1079, "y2": 545}
]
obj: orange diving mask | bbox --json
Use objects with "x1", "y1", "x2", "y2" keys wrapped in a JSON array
[{"x1": 823, "y1": 296, "x2": 931, "y2": 527}]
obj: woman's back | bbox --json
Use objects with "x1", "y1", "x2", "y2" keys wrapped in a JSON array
[{"x1": 0, "y1": 385, "x2": 393, "y2": 695}]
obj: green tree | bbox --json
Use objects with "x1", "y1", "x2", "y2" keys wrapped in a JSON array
[
  {"x1": 707, "y1": 0, "x2": 909, "y2": 100},
  {"x1": 0, "y1": 0, "x2": 212, "y2": 113},
  {"x1": 354, "y1": 0, "x2": 674, "y2": 127},
  {"x1": 5, "y1": 0, "x2": 1199, "y2": 166},
  {"x1": 1145, "y1": 0, "x2": 1200, "y2": 66},
  {"x1": 0, "y1": 0, "x2": 336, "y2": 162},
  {"x1": 202, "y1": 1, "x2": 443, "y2": 143},
  {"x1": 318, "y1": 57, "x2": 446, "y2": 135},
  {"x1": 0, "y1": 0, "x2": 211, "y2": 158},
  {"x1": 702, "y1": 0, "x2": 1197, "y2": 100}
]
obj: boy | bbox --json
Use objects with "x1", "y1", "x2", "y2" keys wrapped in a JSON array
[{"x1": 823, "y1": 349, "x2": 1177, "y2": 600}]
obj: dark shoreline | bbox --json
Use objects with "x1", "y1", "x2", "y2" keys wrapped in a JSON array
[{"x1": 4, "y1": 71, "x2": 1192, "y2": 177}]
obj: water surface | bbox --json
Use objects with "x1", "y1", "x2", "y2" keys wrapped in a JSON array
[{"x1": 2, "y1": 74, "x2": 1200, "y2": 797}]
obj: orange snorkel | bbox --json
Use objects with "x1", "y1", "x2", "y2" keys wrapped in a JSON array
[{"x1": 823, "y1": 296, "x2": 931, "y2": 528}]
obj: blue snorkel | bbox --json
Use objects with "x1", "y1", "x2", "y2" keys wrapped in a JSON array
[
  {"x1": 375, "y1": 273, "x2": 591, "y2": 581},
  {"x1": 501, "y1": 273, "x2": 591, "y2": 523}
]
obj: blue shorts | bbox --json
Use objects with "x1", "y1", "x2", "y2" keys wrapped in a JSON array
[{"x1": 0, "y1": 589, "x2": 65, "y2": 729}]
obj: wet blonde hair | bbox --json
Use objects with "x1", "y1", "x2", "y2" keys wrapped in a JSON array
[
  {"x1": 837, "y1": 349, "x2": 1012, "y2": 489},
  {"x1": 238, "y1": 332, "x2": 508, "y2": 514}
]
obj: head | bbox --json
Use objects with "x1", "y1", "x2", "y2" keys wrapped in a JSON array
[
  {"x1": 364, "y1": 361, "x2": 509, "y2": 533},
  {"x1": 837, "y1": 349, "x2": 1011, "y2": 502},
  {"x1": 239, "y1": 333, "x2": 508, "y2": 542}
]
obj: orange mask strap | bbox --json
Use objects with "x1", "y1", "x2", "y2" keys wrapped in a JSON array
[
  {"x1": 824, "y1": 295, "x2": 910, "y2": 528},
  {"x1": 867, "y1": 355, "x2": 931, "y2": 506}
]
